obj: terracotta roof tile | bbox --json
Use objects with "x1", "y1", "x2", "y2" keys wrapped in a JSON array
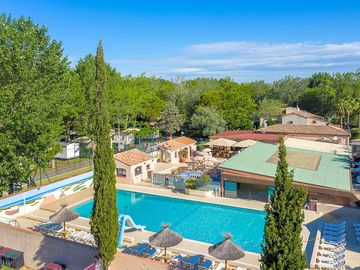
[
  {"x1": 209, "y1": 131, "x2": 281, "y2": 142},
  {"x1": 114, "y1": 149, "x2": 153, "y2": 166},
  {"x1": 158, "y1": 136, "x2": 196, "y2": 150},
  {"x1": 258, "y1": 124, "x2": 350, "y2": 136}
]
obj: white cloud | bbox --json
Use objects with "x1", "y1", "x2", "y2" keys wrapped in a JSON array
[{"x1": 110, "y1": 41, "x2": 360, "y2": 81}]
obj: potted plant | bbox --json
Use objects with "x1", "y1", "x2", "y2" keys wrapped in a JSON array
[{"x1": 185, "y1": 175, "x2": 213, "y2": 197}]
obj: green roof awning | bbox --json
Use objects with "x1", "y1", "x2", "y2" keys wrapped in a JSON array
[{"x1": 220, "y1": 142, "x2": 351, "y2": 191}]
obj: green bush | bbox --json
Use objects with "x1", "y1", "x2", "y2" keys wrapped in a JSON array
[
  {"x1": 351, "y1": 128, "x2": 360, "y2": 139},
  {"x1": 199, "y1": 175, "x2": 211, "y2": 186},
  {"x1": 186, "y1": 178, "x2": 197, "y2": 189}
]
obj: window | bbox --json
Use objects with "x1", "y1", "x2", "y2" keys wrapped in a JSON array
[
  {"x1": 312, "y1": 120, "x2": 317, "y2": 124},
  {"x1": 135, "y1": 166, "x2": 142, "y2": 176},
  {"x1": 116, "y1": 168, "x2": 126, "y2": 176},
  {"x1": 174, "y1": 151, "x2": 178, "y2": 158},
  {"x1": 287, "y1": 121, "x2": 293, "y2": 124},
  {"x1": 146, "y1": 164, "x2": 151, "y2": 170}
]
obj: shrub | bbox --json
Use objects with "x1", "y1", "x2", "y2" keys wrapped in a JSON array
[
  {"x1": 199, "y1": 175, "x2": 211, "y2": 186},
  {"x1": 186, "y1": 178, "x2": 197, "y2": 189}
]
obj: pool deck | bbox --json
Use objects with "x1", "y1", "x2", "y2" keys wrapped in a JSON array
[{"x1": 15, "y1": 183, "x2": 360, "y2": 269}]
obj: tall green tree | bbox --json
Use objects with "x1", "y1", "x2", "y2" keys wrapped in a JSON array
[
  {"x1": 258, "y1": 99, "x2": 285, "y2": 127},
  {"x1": 270, "y1": 76, "x2": 308, "y2": 106},
  {"x1": 158, "y1": 102, "x2": 185, "y2": 137},
  {"x1": 200, "y1": 79, "x2": 256, "y2": 129},
  {"x1": 0, "y1": 14, "x2": 69, "y2": 194},
  {"x1": 90, "y1": 41, "x2": 118, "y2": 270},
  {"x1": 261, "y1": 136, "x2": 307, "y2": 270},
  {"x1": 191, "y1": 106, "x2": 226, "y2": 136}
]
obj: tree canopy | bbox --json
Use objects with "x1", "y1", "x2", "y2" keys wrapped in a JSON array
[{"x1": 1, "y1": 12, "x2": 360, "y2": 196}]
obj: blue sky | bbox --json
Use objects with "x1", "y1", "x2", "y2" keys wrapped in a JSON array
[{"x1": 2, "y1": 0, "x2": 360, "y2": 81}]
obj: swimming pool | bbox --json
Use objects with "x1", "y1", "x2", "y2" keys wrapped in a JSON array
[{"x1": 72, "y1": 190, "x2": 265, "y2": 253}]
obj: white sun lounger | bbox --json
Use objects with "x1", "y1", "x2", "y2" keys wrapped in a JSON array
[
  {"x1": 318, "y1": 249, "x2": 345, "y2": 257},
  {"x1": 319, "y1": 241, "x2": 346, "y2": 250},
  {"x1": 321, "y1": 235, "x2": 346, "y2": 244},
  {"x1": 214, "y1": 263, "x2": 225, "y2": 270},
  {"x1": 317, "y1": 256, "x2": 336, "y2": 263},
  {"x1": 316, "y1": 261, "x2": 337, "y2": 269}
]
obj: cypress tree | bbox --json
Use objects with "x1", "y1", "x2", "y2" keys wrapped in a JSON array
[
  {"x1": 90, "y1": 41, "x2": 118, "y2": 270},
  {"x1": 260, "y1": 136, "x2": 307, "y2": 270}
]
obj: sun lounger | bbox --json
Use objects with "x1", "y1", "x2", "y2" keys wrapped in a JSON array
[
  {"x1": 318, "y1": 249, "x2": 345, "y2": 257},
  {"x1": 169, "y1": 254, "x2": 186, "y2": 266},
  {"x1": 322, "y1": 234, "x2": 346, "y2": 244},
  {"x1": 129, "y1": 243, "x2": 150, "y2": 256},
  {"x1": 322, "y1": 229, "x2": 346, "y2": 236},
  {"x1": 322, "y1": 227, "x2": 346, "y2": 234},
  {"x1": 214, "y1": 263, "x2": 225, "y2": 270},
  {"x1": 197, "y1": 259, "x2": 214, "y2": 270},
  {"x1": 181, "y1": 254, "x2": 203, "y2": 269},
  {"x1": 236, "y1": 267, "x2": 247, "y2": 270},
  {"x1": 323, "y1": 221, "x2": 346, "y2": 229},
  {"x1": 35, "y1": 223, "x2": 63, "y2": 235},
  {"x1": 142, "y1": 247, "x2": 161, "y2": 258},
  {"x1": 316, "y1": 261, "x2": 337, "y2": 269},
  {"x1": 319, "y1": 242, "x2": 346, "y2": 250},
  {"x1": 317, "y1": 256, "x2": 336, "y2": 263},
  {"x1": 322, "y1": 231, "x2": 346, "y2": 238}
]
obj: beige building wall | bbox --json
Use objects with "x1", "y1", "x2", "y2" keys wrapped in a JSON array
[
  {"x1": 282, "y1": 114, "x2": 308, "y2": 125},
  {"x1": 115, "y1": 159, "x2": 157, "y2": 184},
  {"x1": 160, "y1": 144, "x2": 197, "y2": 164},
  {"x1": 282, "y1": 114, "x2": 327, "y2": 126}
]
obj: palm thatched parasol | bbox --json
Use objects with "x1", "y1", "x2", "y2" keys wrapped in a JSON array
[
  {"x1": 208, "y1": 234, "x2": 245, "y2": 270},
  {"x1": 49, "y1": 205, "x2": 79, "y2": 238},
  {"x1": 149, "y1": 224, "x2": 183, "y2": 261}
]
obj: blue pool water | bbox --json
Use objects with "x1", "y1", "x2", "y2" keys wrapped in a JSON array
[{"x1": 72, "y1": 190, "x2": 265, "y2": 253}]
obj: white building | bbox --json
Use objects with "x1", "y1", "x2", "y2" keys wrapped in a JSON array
[
  {"x1": 113, "y1": 149, "x2": 157, "y2": 184},
  {"x1": 111, "y1": 131, "x2": 135, "y2": 150},
  {"x1": 158, "y1": 136, "x2": 197, "y2": 164},
  {"x1": 55, "y1": 142, "x2": 80, "y2": 160},
  {"x1": 281, "y1": 107, "x2": 328, "y2": 126}
]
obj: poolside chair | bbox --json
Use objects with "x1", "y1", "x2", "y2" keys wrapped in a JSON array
[
  {"x1": 319, "y1": 242, "x2": 346, "y2": 250},
  {"x1": 181, "y1": 254, "x2": 203, "y2": 269},
  {"x1": 321, "y1": 234, "x2": 346, "y2": 244},
  {"x1": 197, "y1": 258, "x2": 214, "y2": 270},
  {"x1": 317, "y1": 255, "x2": 336, "y2": 263},
  {"x1": 142, "y1": 247, "x2": 161, "y2": 258},
  {"x1": 322, "y1": 229, "x2": 346, "y2": 236},
  {"x1": 322, "y1": 227, "x2": 345, "y2": 235},
  {"x1": 129, "y1": 243, "x2": 150, "y2": 256},
  {"x1": 236, "y1": 267, "x2": 247, "y2": 270},
  {"x1": 323, "y1": 221, "x2": 346, "y2": 229},
  {"x1": 318, "y1": 249, "x2": 345, "y2": 257},
  {"x1": 169, "y1": 254, "x2": 186, "y2": 266},
  {"x1": 213, "y1": 263, "x2": 225, "y2": 270},
  {"x1": 316, "y1": 261, "x2": 337, "y2": 269}
]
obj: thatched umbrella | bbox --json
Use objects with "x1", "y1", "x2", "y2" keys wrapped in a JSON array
[
  {"x1": 149, "y1": 224, "x2": 183, "y2": 261},
  {"x1": 208, "y1": 234, "x2": 245, "y2": 270},
  {"x1": 49, "y1": 205, "x2": 79, "y2": 238}
]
